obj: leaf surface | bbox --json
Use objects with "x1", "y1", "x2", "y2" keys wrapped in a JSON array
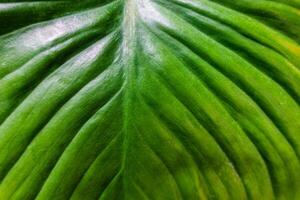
[{"x1": 0, "y1": 0, "x2": 300, "y2": 199}]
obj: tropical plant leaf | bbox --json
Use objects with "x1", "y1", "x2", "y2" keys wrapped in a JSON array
[{"x1": 0, "y1": 0, "x2": 300, "y2": 199}]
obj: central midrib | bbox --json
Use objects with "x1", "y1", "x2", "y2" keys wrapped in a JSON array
[{"x1": 120, "y1": 0, "x2": 139, "y2": 198}]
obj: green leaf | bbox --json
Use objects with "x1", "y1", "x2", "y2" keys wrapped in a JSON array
[{"x1": 0, "y1": 0, "x2": 300, "y2": 199}]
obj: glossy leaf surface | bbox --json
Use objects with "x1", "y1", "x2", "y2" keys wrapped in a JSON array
[{"x1": 0, "y1": 0, "x2": 300, "y2": 199}]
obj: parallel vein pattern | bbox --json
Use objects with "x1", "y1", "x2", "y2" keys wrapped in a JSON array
[{"x1": 0, "y1": 0, "x2": 300, "y2": 199}]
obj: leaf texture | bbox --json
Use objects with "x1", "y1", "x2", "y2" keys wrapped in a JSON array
[{"x1": 0, "y1": 0, "x2": 300, "y2": 199}]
